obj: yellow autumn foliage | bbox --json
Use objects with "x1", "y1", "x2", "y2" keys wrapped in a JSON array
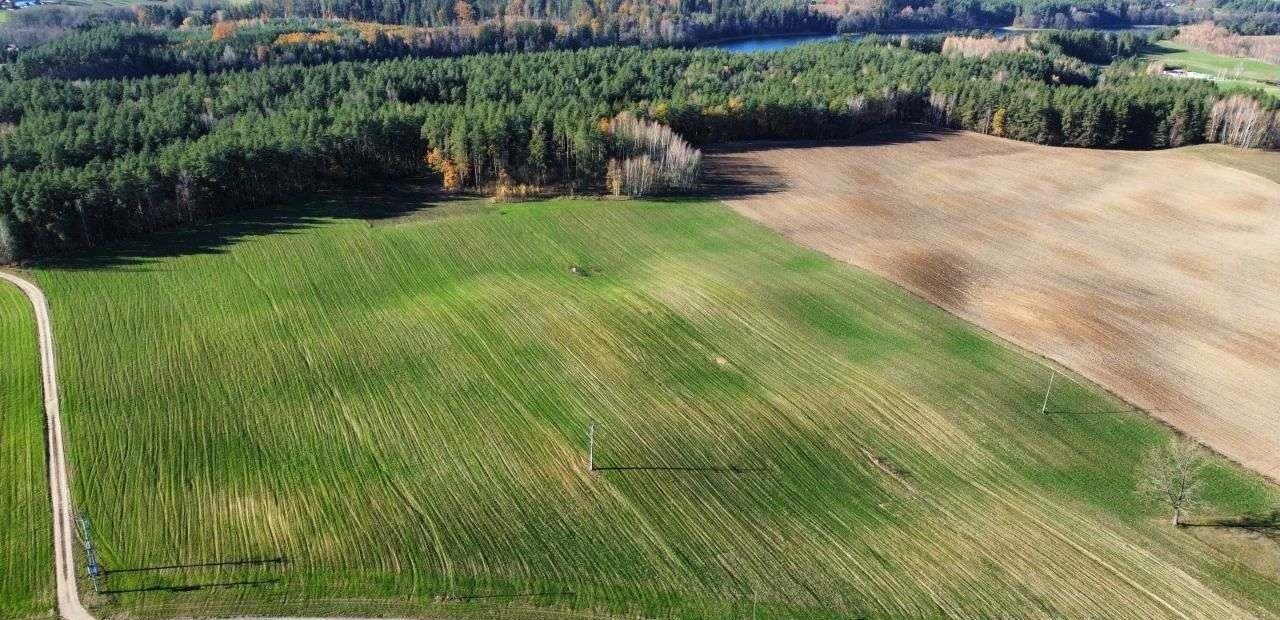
[{"x1": 273, "y1": 31, "x2": 340, "y2": 46}]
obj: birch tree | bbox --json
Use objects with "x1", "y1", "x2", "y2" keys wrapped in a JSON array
[{"x1": 1138, "y1": 438, "x2": 1205, "y2": 527}]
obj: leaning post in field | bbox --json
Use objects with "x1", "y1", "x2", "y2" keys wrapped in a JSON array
[
  {"x1": 1040, "y1": 370, "x2": 1056, "y2": 415},
  {"x1": 588, "y1": 421, "x2": 596, "y2": 474}
]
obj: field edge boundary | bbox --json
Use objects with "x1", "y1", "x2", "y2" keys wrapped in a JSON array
[{"x1": 709, "y1": 197, "x2": 1280, "y2": 489}]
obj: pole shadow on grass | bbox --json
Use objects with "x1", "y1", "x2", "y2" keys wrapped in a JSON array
[
  {"x1": 1042, "y1": 408, "x2": 1148, "y2": 416},
  {"x1": 443, "y1": 590, "x2": 574, "y2": 602},
  {"x1": 104, "y1": 556, "x2": 287, "y2": 575},
  {"x1": 1042, "y1": 407, "x2": 1185, "y2": 417},
  {"x1": 595, "y1": 464, "x2": 768, "y2": 474},
  {"x1": 100, "y1": 578, "x2": 280, "y2": 595},
  {"x1": 32, "y1": 182, "x2": 466, "y2": 271}
]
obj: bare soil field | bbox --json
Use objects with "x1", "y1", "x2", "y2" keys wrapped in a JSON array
[{"x1": 711, "y1": 127, "x2": 1280, "y2": 480}]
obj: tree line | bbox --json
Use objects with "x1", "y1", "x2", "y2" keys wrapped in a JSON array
[
  {"x1": 2, "y1": 0, "x2": 1225, "y2": 61},
  {"x1": 0, "y1": 37, "x2": 1275, "y2": 261},
  {"x1": 2, "y1": 6, "x2": 835, "y2": 81},
  {"x1": 0, "y1": 0, "x2": 829, "y2": 55},
  {"x1": 220, "y1": 0, "x2": 1190, "y2": 33}
]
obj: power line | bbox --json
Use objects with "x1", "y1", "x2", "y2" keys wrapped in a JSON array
[{"x1": 77, "y1": 514, "x2": 104, "y2": 594}]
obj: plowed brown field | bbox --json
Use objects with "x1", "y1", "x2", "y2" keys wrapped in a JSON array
[{"x1": 712, "y1": 127, "x2": 1280, "y2": 480}]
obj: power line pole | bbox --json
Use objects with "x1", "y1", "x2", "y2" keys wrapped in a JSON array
[
  {"x1": 78, "y1": 515, "x2": 103, "y2": 594},
  {"x1": 1040, "y1": 370, "x2": 1056, "y2": 415},
  {"x1": 587, "y1": 421, "x2": 596, "y2": 474}
]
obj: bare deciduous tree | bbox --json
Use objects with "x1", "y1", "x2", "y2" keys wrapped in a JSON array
[
  {"x1": 1138, "y1": 438, "x2": 1205, "y2": 527},
  {"x1": 0, "y1": 213, "x2": 19, "y2": 264},
  {"x1": 1206, "y1": 94, "x2": 1280, "y2": 149},
  {"x1": 1174, "y1": 22, "x2": 1280, "y2": 65},
  {"x1": 606, "y1": 112, "x2": 701, "y2": 196},
  {"x1": 940, "y1": 35, "x2": 1027, "y2": 58}
]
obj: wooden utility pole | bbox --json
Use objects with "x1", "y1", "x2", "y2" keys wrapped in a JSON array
[{"x1": 1040, "y1": 370, "x2": 1056, "y2": 415}]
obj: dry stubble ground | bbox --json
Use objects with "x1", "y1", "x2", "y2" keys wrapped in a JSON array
[{"x1": 712, "y1": 127, "x2": 1280, "y2": 481}]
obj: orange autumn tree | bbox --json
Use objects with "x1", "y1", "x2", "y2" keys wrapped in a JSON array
[
  {"x1": 425, "y1": 149, "x2": 463, "y2": 191},
  {"x1": 211, "y1": 21, "x2": 237, "y2": 41}
]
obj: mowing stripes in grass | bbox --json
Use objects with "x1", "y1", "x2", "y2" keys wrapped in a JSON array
[{"x1": 30, "y1": 195, "x2": 1280, "y2": 619}]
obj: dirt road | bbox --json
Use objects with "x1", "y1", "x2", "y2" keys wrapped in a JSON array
[
  {"x1": 1, "y1": 270, "x2": 94, "y2": 620},
  {"x1": 711, "y1": 128, "x2": 1280, "y2": 480}
]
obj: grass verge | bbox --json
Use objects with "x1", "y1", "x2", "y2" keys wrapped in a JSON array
[{"x1": 0, "y1": 279, "x2": 54, "y2": 619}]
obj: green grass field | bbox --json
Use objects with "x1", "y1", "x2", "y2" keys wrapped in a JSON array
[
  {"x1": 14, "y1": 190, "x2": 1280, "y2": 618},
  {"x1": 0, "y1": 282, "x2": 54, "y2": 620},
  {"x1": 1187, "y1": 143, "x2": 1280, "y2": 184},
  {"x1": 1143, "y1": 40, "x2": 1280, "y2": 97}
]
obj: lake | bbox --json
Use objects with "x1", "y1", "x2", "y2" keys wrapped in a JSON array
[
  {"x1": 712, "y1": 33, "x2": 844, "y2": 53},
  {"x1": 711, "y1": 25, "x2": 1163, "y2": 53}
]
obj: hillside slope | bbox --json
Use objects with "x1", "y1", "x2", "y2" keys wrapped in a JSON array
[
  {"x1": 25, "y1": 193, "x2": 1280, "y2": 618},
  {"x1": 713, "y1": 128, "x2": 1280, "y2": 481}
]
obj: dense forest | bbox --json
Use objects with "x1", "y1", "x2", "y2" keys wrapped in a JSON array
[
  {"x1": 130, "y1": 0, "x2": 1187, "y2": 33},
  {"x1": 0, "y1": 0, "x2": 827, "y2": 51},
  {"x1": 216, "y1": 0, "x2": 1188, "y2": 32},
  {"x1": 1210, "y1": 0, "x2": 1280, "y2": 34},
  {"x1": 3, "y1": 0, "x2": 1278, "y2": 61},
  {"x1": 0, "y1": 0, "x2": 1214, "y2": 54},
  {"x1": 0, "y1": 28, "x2": 1276, "y2": 261}
]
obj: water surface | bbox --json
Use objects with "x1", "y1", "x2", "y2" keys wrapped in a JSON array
[{"x1": 711, "y1": 25, "x2": 1163, "y2": 53}]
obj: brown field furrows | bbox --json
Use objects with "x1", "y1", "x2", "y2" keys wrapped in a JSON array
[{"x1": 711, "y1": 128, "x2": 1280, "y2": 480}]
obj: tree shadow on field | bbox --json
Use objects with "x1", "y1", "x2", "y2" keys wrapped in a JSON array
[
  {"x1": 697, "y1": 156, "x2": 791, "y2": 199},
  {"x1": 36, "y1": 125, "x2": 954, "y2": 269},
  {"x1": 32, "y1": 181, "x2": 469, "y2": 272},
  {"x1": 698, "y1": 124, "x2": 958, "y2": 200},
  {"x1": 1184, "y1": 509, "x2": 1280, "y2": 543}
]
